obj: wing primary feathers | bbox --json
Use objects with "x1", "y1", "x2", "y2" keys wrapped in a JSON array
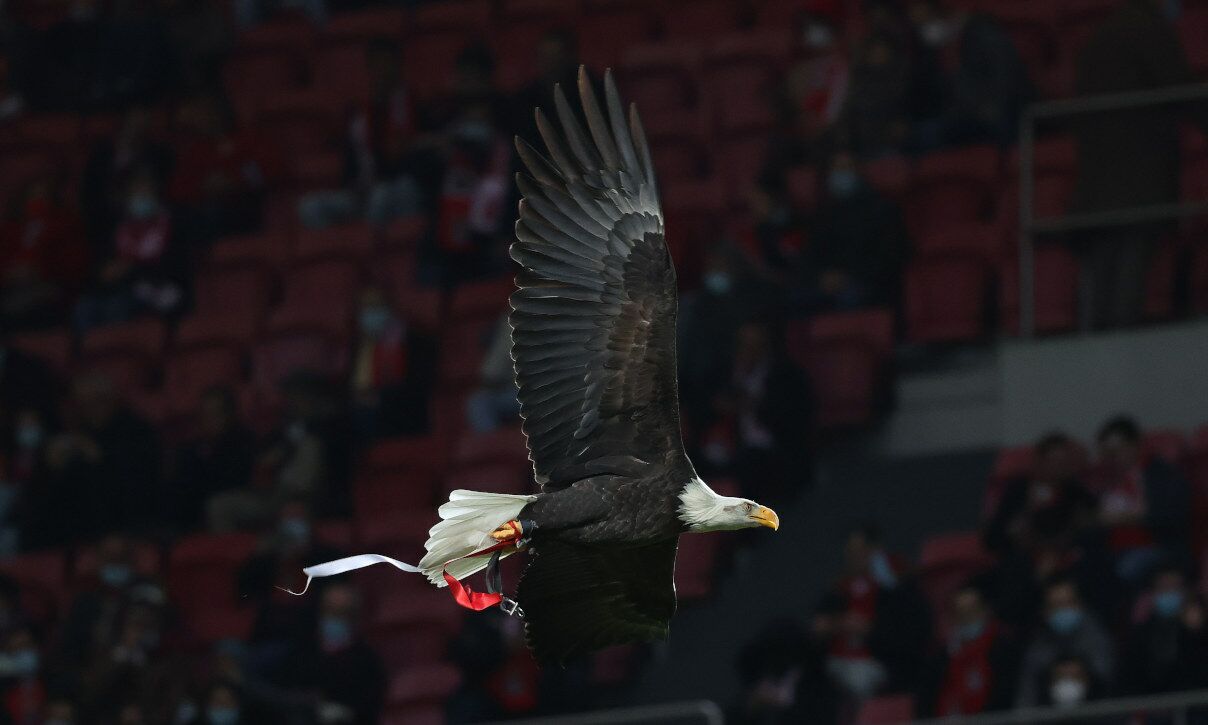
[
  {"x1": 628, "y1": 102, "x2": 657, "y2": 192},
  {"x1": 604, "y1": 70, "x2": 641, "y2": 178},
  {"x1": 534, "y1": 108, "x2": 579, "y2": 178},
  {"x1": 553, "y1": 84, "x2": 600, "y2": 172},
  {"x1": 514, "y1": 137, "x2": 564, "y2": 187},
  {"x1": 577, "y1": 66, "x2": 621, "y2": 170}
]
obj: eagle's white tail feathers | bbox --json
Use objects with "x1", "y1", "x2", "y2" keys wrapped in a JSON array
[{"x1": 419, "y1": 490, "x2": 537, "y2": 587}]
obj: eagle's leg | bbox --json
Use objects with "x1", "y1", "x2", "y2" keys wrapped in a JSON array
[{"x1": 490, "y1": 520, "x2": 524, "y2": 542}]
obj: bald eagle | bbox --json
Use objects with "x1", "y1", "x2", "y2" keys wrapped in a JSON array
[{"x1": 412, "y1": 68, "x2": 780, "y2": 663}]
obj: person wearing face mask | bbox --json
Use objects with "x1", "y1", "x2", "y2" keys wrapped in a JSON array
[
  {"x1": 1015, "y1": 578, "x2": 1115, "y2": 708},
  {"x1": 1122, "y1": 564, "x2": 1208, "y2": 695},
  {"x1": 922, "y1": 584, "x2": 1020, "y2": 717},
  {"x1": 170, "y1": 387, "x2": 255, "y2": 531},
  {"x1": 1040, "y1": 656, "x2": 1105, "y2": 715},
  {"x1": 348, "y1": 284, "x2": 436, "y2": 440},
  {"x1": 0, "y1": 627, "x2": 44, "y2": 723},
  {"x1": 796, "y1": 150, "x2": 909, "y2": 314},
  {"x1": 905, "y1": 0, "x2": 1032, "y2": 150},
  {"x1": 74, "y1": 165, "x2": 185, "y2": 333},
  {"x1": 817, "y1": 526, "x2": 933, "y2": 702},
  {"x1": 268, "y1": 584, "x2": 385, "y2": 725}
]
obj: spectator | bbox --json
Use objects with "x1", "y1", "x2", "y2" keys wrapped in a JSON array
[
  {"x1": 0, "y1": 625, "x2": 46, "y2": 724},
  {"x1": 28, "y1": 374, "x2": 161, "y2": 548},
  {"x1": 0, "y1": 54, "x2": 24, "y2": 122},
  {"x1": 169, "y1": 386, "x2": 255, "y2": 531},
  {"x1": 56, "y1": 535, "x2": 154, "y2": 668},
  {"x1": 696, "y1": 319, "x2": 814, "y2": 506},
  {"x1": 758, "y1": 0, "x2": 851, "y2": 203},
  {"x1": 448, "y1": 610, "x2": 543, "y2": 723},
  {"x1": 922, "y1": 584, "x2": 1020, "y2": 717},
  {"x1": 1, "y1": 176, "x2": 89, "y2": 331},
  {"x1": 1095, "y1": 416, "x2": 1190, "y2": 586},
  {"x1": 1, "y1": 407, "x2": 52, "y2": 553},
  {"x1": 237, "y1": 497, "x2": 343, "y2": 663},
  {"x1": 349, "y1": 284, "x2": 437, "y2": 439},
  {"x1": 905, "y1": 0, "x2": 1033, "y2": 149},
  {"x1": 208, "y1": 372, "x2": 348, "y2": 532},
  {"x1": 513, "y1": 29, "x2": 583, "y2": 146},
  {"x1": 185, "y1": 681, "x2": 252, "y2": 725},
  {"x1": 73, "y1": 165, "x2": 186, "y2": 332},
  {"x1": 270, "y1": 583, "x2": 386, "y2": 725},
  {"x1": 170, "y1": 90, "x2": 279, "y2": 246},
  {"x1": 678, "y1": 243, "x2": 778, "y2": 436},
  {"x1": 984, "y1": 433, "x2": 1097, "y2": 558},
  {"x1": 841, "y1": 31, "x2": 914, "y2": 158},
  {"x1": 80, "y1": 106, "x2": 173, "y2": 251},
  {"x1": 1122, "y1": 563, "x2": 1208, "y2": 695},
  {"x1": 794, "y1": 149, "x2": 910, "y2": 313},
  {"x1": 1038, "y1": 656, "x2": 1111, "y2": 715},
  {"x1": 298, "y1": 39, "x2": 428, "y2": 231},
  {"x1": 466, "y1": 314, "x2": 520, "y2": 434},
  {"x1": 1072, "y1": 0, "x2": 1207, "y2": 329},
  {"x1": 816, "y1": 526, "x2": 932, "y2": 702},
  {"x1": 730, "y1": 618, "x2": 812, "y2": 725},
  {"x1": 1015, "y1": 577, "x2": 1115, "y2": 708}
]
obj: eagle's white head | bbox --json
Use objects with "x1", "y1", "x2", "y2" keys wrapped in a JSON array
[{"x1": 677, "y1": 478, "x2": 780, "y2": 533}]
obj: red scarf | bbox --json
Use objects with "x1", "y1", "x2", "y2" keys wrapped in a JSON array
[{"x1": 938, "y1": 622, "x2": 999, "y2": 716}]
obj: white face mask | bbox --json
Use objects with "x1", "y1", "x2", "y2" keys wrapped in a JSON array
[
  {"x1": 804, "y1": 24, "x2": 835, "y2": 50},
  {"x1": 1050, "y1": 678, "x2": 1087, "y2": 708},
  {"x1": 921, "y1": 19, "x2": 955, "y2": 47}
]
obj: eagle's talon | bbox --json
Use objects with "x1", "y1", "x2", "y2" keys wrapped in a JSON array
[{"x1": 490, "y1": 520, "x2": 523, "y2": 542}]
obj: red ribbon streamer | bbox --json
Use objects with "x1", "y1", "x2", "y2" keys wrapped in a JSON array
[{"x1": 442, "y1": 537, "x2": 518, "y2": 611}]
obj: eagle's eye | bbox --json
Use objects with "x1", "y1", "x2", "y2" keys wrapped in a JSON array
[{"x1": 743, "y1": 502, "x2": 754, "y2": 513}]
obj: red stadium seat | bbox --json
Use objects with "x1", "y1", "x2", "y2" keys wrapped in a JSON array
[
  {"x1": 660, "y1": 0, "x2": 747, "y2": 39},
  {"x1": 704, "y1": 61, "x2": 777, "y2": 133},
  {"x1": 209, "y1": 232, "x2": 291, "y2": 267},
  {"x1": 431, "y1": 390, "x2": 470, "y2": 437},
  {"x1": 618, "y1": 43, "x2": 702, "y2": 117},
  {"x1": 386, "y1": 665, "x2": 462, "y2": 708},
  {"x1": 356, "y1": 510, "x2": 440, "y2": 561},
  {"x1": 402, "y1": 32, "x2": 470, "y2": 98},
  {"x1": 862, "y1": 155, "x2": 912, "y2": 200},
  {"x1": 370, "y1": 623, "x2": 453, "y2": 671},
  {"x1": 649, "y1": 135, "x2": 709, "y2": 183},
  {"x1": 1007, "y1": 136, "x2": 1077, "y2": 178},
  {"x1": 184, "y1": 607, "x2": 256, "y2": 646},
  {"x1": 1142, "y1": 429, "x2": 1187, "y2": 466},
  {"x1": 162, "y1": 346, "x2": 244, "y2": 416},
  {"x1": 81, "y1": 318, "x2": 167, "y2": 360},
  {"x1": 1179, "y1": 9, "x2": 1208, "y2": 74},
  {"x1": 0, "y1": 551, "x2": 67, "y2": 625},
  {"x1": 707, "y1": 30, "x2": 795, "y2": 67},
  {"x1": 9, "y1": 329, "x2": 73, "y2": 373},
  {"x1": 915, "y1": 220, "x2": 1002, "y2": 261},
  {"x1": 168, "y1": 533, "x2": 257, "y2": 613},
  {"x1": 365, "y1": 435, "x2": 453, "y2": 477},
  {"x1": 381, "y1": 215, "x2": 430, "y2": 249},
  {"x1": 904, "y1": 184, "x2": 991, "y2": 238},
  {"x1": 311, "y1": 43, "x2": 372, "y2": 101},
  {"x1": 999, "y1": 244, "x2": 1080, "y2": 335},
  {"x1": 72, "y1": 540, "x2": 163, "y2": 581},
  {"x1": 444, "y1": 463, "x2": 531, "y2": 496},
  {"x1": 448, "y1": 277, "x2": 513, "y2": 322},
  {"x1": 293, "y1": 221, "x2": 375, "y2": 263},
  {"x1": 322, "y1": 7, "x2": 406, "y2": 42},
  {"x1": 915, "y1": 145, "x2": 1001, "y2": 187},
  {"x1": 265, "y1": 259, "x2": 361, "y2": 336},
  {"x1": 675, "y1": 531, "x2": 722, "y2": 600},
  {"x1": 1192, "y1": 238, "x2": 1208, "y2": 315},
  {"x1": 919, "y1": 531, "x2": 991, "y2": 569},
  {"x1": 175, "y1": 313, "x2": 261, "y2": 350},
  {"x1": 576, "y1": 8, "x2": 658, "y2": 70},
  {"x1": 454, "y1": 426, "x2": 528, "y2": 468},
  {"x1": 354, "y1": 469, "x2": 443, "y2": 516},
  {"x1": 855, "y1": 694, "x2": 915, "y2": 725},
  {"x1": 1144, "y1": 238, "x2": 1180, "y2": 321},
  {"x1": 786, "y1": 309, "x2": 896, "y2": 428},
  {"x1": 194, "y1": 263, "x2": 274, "y2": 318},
  {"x1": 9, "y1": 115, "x2": 81, "y2": 147},
  {"x1": 413, "y1": 0, "x2": 493, "y2": 32},
  {"x1": 251, "y1": 332, "x2": 345, "y2": 392},
  {"x1": 904, "y1": 254, "x2": 990, "y2": 343},
  {"x1": 223, "y1": 52, "x2": 303, "y2": 122}
]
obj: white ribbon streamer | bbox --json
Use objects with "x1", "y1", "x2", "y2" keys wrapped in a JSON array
[{"x1": 280, "y1": 554, "x2": 423, "y2": 596}]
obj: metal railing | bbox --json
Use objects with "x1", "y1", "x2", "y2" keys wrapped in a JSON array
[
  {"x1": 483, "y1": 699, "x2": 725, "y2": 725},
  {"x1": 1017, "y1": 82, "x2": 1208, "y2": 337},
  {"x1": 912, "y1": 687, "x2": 1208, "y2": 725}
]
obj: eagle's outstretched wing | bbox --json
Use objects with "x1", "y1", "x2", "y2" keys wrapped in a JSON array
[
  {"x1": 510, "y1": 67, "x2": 683, "y2": 490},
  {"x1": 516, "y1": 537, "x2": 678, "y2": 663}
]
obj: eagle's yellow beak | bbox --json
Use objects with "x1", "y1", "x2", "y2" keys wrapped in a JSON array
[{"x1": 751, "y1": 506, "x2": 779, "y2": 531}]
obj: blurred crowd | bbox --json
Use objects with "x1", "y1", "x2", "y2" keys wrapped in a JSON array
[
  {"x1": 0, "y1": 0, "x2": 1204, "y2": 722},
  {"x1": 733, "y1": 414, "x2": 1208, "y2": 724}
]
